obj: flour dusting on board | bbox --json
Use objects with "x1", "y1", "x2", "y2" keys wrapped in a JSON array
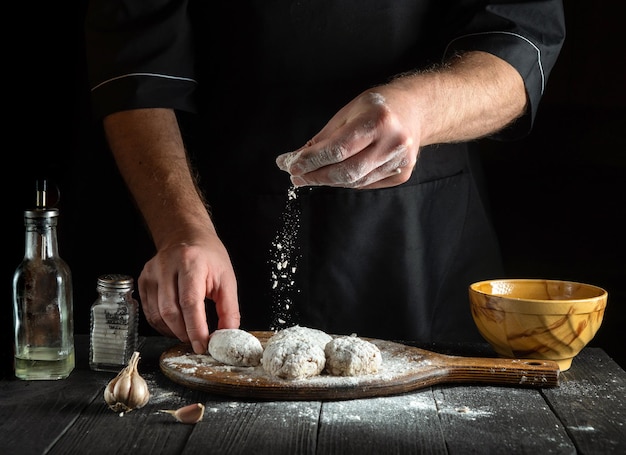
[
  {"x1": 269, "y1": 185, "x2": 303, "y2": 330},
  {"x1": 162, "y1": 338, "x2": 432, "y2": 389}
]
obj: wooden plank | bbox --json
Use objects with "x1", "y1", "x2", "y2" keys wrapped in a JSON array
[
  {"x1": 0, "y1": 346, "x2": 13, "y2": 381},
  {"x1": 0, "y1": 337, "x2": 107, "y2": 454},
  {"x1": 149, "y1": 336, "x2": 321, "y2": 455},
  {"x1": 46, "y1": 336, "x2": 320, "y2": 454},
  {"x1": 47, "y1": 368, "x2": 206, "y2": 454},
  {"x1": 433, "y1": 385, "x2": 575, "y2": 454},
  {"x1": 160, "y1": 333, "x2": 559, "y2": 400},
  {"x1": 0, "y1": 369, "x2": 108, "y2": 454},
  {"x1": 183, "y1": 400, "x2": 320, "y2": 455},
  {"x1": 541, "y1": 348, "x2": 626, "y2": 454},
  {"x1": 2, "y1": 337, "x2": 624, "y2": 455},
  {"x1": 316, "y1": 391, "x2": 447, "y2": 454},
  {"x1": 45, "y1": 336, "x2": 201, "y2": 454}
]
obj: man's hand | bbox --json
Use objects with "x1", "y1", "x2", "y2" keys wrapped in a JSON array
[
  {"x1": 103, "y1": 108, "x2": 241, "y2": 354},
  {"x1": 276, "y1": 51, "x2": 526, "y2": 189},
  {"x1": 138, "y1": 229, "x2": 241, "y2": 355},
  {"x1": 276, "y1": 90, "x2": 419, "y2": 189}
]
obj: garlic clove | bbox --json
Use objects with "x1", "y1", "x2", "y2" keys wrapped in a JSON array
[
  {"x1": 128, "y1": 376, "x2": 150, "y2": 408},
  {"x1": 104, "y1": 351, "x2": 150, "y2": 414},
  {"x1": 160, "y1": 403, "x2": 205, "y2": 424},
  {"x1": 112, "y1": 369, "x2": 132, "y2": 400}
]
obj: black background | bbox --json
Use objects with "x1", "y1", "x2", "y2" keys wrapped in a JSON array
[{"x1": 3, "y1": 1, "x2": 624, "y2": 376}]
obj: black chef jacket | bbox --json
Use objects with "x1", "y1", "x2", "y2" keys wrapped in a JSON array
[{"x1": 85, "y1": 0, "x2": 566, "y2": 342}]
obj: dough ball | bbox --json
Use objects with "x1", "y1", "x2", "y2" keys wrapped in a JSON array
[
  {"x1": 325, "y1": 335, "x2": 382, "y2": 376},
  {"x1": 266, "y1": 325, "x2": 332, "y2": 350},
  {"x1": 261, "y1": 325, "x2": 332, "y2": 379},
  {"x1": 208, "y1": 329, "x2": 263, "y2": 367},
  {"x1": 262, "y1": 338, "x2": 326, "y2": 380}
]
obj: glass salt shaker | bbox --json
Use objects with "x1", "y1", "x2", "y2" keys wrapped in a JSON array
[
  {"x1": 89, "y1": 274, "x2": 139, "y2": 372},
  {"x1": 12, "y1": 180, "x2": 75, "y2": 380}
]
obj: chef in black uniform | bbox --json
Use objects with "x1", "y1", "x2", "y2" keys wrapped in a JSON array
[{"x1": 85, "y1": 1, "x2": 566, "y2": 354}]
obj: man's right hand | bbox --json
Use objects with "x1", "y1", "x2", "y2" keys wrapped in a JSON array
[
  {"x1": 103, "y1": 108, "x2": 241, "y2": 354},
  {"x1": 138, "y1": 228, "x2": 241, "y2": 355}
]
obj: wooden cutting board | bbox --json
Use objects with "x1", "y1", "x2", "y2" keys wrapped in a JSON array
[{"x1": 159, "y1": 331, "x2": 560, "y2": 400}]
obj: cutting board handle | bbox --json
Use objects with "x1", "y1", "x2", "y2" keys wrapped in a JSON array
[{"x1": 441, "y1": 355, "x2": 560, "y2": 387}]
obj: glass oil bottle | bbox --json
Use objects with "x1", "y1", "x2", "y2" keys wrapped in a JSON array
[{"x1": 12, "y1": 180, "x2": 75, "y2": 380}]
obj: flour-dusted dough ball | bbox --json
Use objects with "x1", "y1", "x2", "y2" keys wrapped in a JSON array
[
  {"x1": 208, "y1": 329, "x2": 263, "y2": 367},
  {"x1": 266, "y1": 325, "x2": 333, "y2": 349},
  {"x1": 261, "y1": 325, "x2": 333, "y2": 380},
  {"x1": 325, "y1": 335, "x2": 382, "y2": 376},
  {"x1": 262, "y1": 338, "x2": 326, "y2": 380}
]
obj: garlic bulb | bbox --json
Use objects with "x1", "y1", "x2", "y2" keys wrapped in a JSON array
[
  {"x1": 160, "y1": 403, "x2": 205, "y2": 424},
  {"x1": 104, "y1": 351, "x2": 150, "y2": 413}
]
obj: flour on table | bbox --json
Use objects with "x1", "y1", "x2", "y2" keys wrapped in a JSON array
[
  {"x1": 208, "y1": 329, "x2": 263, "y2": 367},
  {"x1": 325, "y1": 335, "x2": 382, "y2": 376}
]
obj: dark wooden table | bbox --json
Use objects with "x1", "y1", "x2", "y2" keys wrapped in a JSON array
[{"x1": 1, "y1": 336, "x2": 624, "y2": 454}]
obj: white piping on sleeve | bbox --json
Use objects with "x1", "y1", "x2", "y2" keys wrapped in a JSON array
[
  {"x1": 90, "y1": 72, "x2": 198, "y2": 92},
  {"x1": 443, "y1": 31, "x2": 545, "y2": 94}
]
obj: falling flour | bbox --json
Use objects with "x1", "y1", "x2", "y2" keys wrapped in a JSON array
[{"x1": 269, "y1": 185, "x2": 303, "y2": 330}]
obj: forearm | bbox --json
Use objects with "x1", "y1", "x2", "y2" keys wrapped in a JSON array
[
  {"x1": 275, "y1": 50, "x2": 528, "y2": 188},
  {"x1": 103, "y1": 108, "x2": 214, "y2": 249},
  {"x1": 390, "y1": 51, "x2": 528, "y2": 146}
]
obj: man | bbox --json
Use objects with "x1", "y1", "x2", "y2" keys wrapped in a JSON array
[{"x1": 85, "y1": 1, "x2": 566, "y2": 354}]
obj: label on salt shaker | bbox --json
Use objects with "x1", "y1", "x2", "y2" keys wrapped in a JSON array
[{"x1": 91, "y1": 303, "x2": 131, "y2": 366}]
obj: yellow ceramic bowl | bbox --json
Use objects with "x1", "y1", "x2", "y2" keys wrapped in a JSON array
[{"x1": 469, "y1": 279, "x2": 607, "y2": 371}]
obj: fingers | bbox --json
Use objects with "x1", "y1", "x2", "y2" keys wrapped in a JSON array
[
  {"x1": 358, "y1": 162, "x2": 416, "y2": 190},
  {"x1": 138, "y1": 246, "x2": 241, "y2": 355},
  {"x1": 276, "y1": 90, "x2": 419, "y2": 189},
  {"x1": 342, "y1": 154, "x2": 413, "y2": 188},
  {"x1": 212, "y1": 276, "x2": 241, "y2": 331},
  {"x1": 138, "y1": 264, "x2": 180, "y2": 340},
  {"x1": 276, "y1": 102, "x2": 378, "y2": 177},
  {"x1": 278, "y1": 131, "x2": 414, "y2": 188},
  {"x1": 276, "y1": 120, "x2": 376, "y2": 178},
  {"x1": 176, "y1": 270, "x2": 211, "y2": 354},
  {"x1": 177, "y1": 265, "x2": 241, "y2": 354}
]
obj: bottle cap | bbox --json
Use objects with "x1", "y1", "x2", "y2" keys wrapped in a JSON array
[
  {"x1": 24, "y1": 208, "x2": 59, "y2": 219},
  {"x1": 97, "y1": 274, "x2": 135, "y2": 291}
]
